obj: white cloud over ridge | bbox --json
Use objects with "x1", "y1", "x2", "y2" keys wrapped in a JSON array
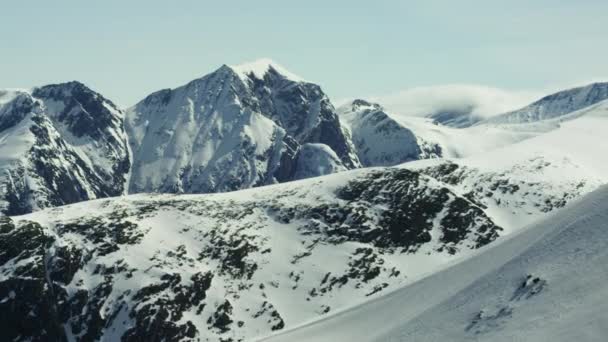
[{"x1": 369, "y1": 84, "x2": 542, "y2": 119}]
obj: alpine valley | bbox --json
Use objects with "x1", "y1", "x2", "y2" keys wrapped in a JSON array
[{"x1": 1, "y1": 60, "x2": 607, "y2": 342}]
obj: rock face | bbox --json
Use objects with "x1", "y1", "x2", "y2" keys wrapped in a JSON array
[
  {"x1": 0, "y1": 83, "x2": 130, "y2": 215},
  {"x1": 482, "y1": 82, "x2": 608, "y2": 125},
  {"x1": 338, "y1": 99, "x2": 441, "y2": 167},
  {"x1": 126, "y1": 60, "x2": 360, "y2": 194}
]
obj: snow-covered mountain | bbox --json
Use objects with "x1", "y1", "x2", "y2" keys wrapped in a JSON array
[
  {"x1": 0, "y1": 60, "x2": 362, "y2": 214},
  {"x1": 482, "y1": 82, "x2": 608, "y2": 125},
  {"x1": 3, "y1": 65, "x2": 604, "y2": 216},
  {"x1": 338, "y1": 98, "x2": 547, "y2": 166},
  {"x1": 260, "y1": 103, "x2": 608, "y2": 342},
  {"x1": 126, "y1": 59, "x2": 360, "y2": 194},
  {"x1": 1, "y1": 101, "x2": 606, "y2": 341},
  {"x1": 338, "y1": 99, "x2": 441, "y2": 167},
  {"x1": 0, "y1": 83, "x2": 130, "y2": 215},
  {"x1": 262, "y1": 183, "x2": 608, "y2": 342}
]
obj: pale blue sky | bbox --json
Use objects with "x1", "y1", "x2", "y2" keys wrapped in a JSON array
[{"x1": 2, "y1": 0, "x2": 607, "y2": 107}]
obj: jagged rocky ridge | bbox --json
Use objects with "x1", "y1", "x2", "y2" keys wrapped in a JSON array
[
  {"x1": 0, "y1": 84, "x2": 130, "y2": 215},
  {"x1": 0, "y1": 61, "x2": 362, "y2": 214},
  {"x1": 2, "y1": 64, "x2": 606, "y2": 215}
]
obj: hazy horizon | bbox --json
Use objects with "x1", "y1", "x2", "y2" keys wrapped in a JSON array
[{"x1": 3, "y1": 0, "x2": 608, "y2": 108}]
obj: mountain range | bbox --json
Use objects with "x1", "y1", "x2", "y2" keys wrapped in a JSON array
[
  {"x1": 2, "y1": 60, "x2": 607, "y2": 216},
  {"x1": 1, "y1": 59, "x2": 608, "y2": 341}
]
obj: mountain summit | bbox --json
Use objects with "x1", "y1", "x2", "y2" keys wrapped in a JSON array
[
  {"x1": 126, "y1": 60, "x2": 359, "y2": 194},
  {"x1": 229, "y1": 58, "x2": 306, "y2": 83}
]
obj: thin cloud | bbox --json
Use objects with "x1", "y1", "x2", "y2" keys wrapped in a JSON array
[{"x1": 369, "y1": 84, "x2": 542, "y2": 118}]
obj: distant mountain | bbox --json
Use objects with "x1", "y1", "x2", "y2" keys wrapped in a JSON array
[
  {"x1": 2, "y1": 61, "x2": 608, "y2": 342},
  {"x1": 3, "y1": 71, "x2": 605, "y2": 215},
  {"x1": 338, "y1": 99, "x2": 441, "y2": 167},
  {"x1": 0, "y1": 83, "x2": 130, "y2": 215},
  {"x1": 482, "y1": 82, "x2": 608, "y2": 125},
  {"x1": 126, "y1": 59, "x2": 360, "y2": 194}
]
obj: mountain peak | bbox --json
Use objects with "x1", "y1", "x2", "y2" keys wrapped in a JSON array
[
  {"x1": 229, "y1": 58, "x2": 305, "y2": 82},
  {"x1": 338, "y1": 99, "x2": 384, "y2": 115}
]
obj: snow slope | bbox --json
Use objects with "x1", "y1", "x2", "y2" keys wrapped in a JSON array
[
  {"x1": 340, "y1": 82, "x2": 608, "y2": 169},
  {"x1": 410, "y1": 103, "x2": 608, "y2": 230},
  {"x1": 260, "y1": 184, "x2": 608, "y2": 342}
]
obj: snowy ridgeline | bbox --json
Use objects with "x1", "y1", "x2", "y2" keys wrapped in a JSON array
[{"x1": 0, "y1": 60, "x2": 363, "y2": 215}]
